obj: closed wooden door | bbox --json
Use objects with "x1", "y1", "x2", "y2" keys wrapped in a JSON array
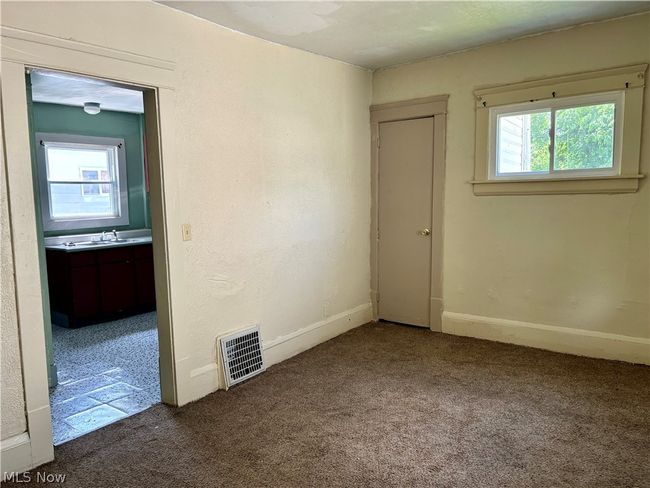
[{"x1": 377, "y1": 117, "x2": 434, "y2": 327}]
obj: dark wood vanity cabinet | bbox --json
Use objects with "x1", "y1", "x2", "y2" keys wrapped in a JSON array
[
  {"x1": 46, "y1": 243, "x2": 156, "y2": 327},
  {"x1": 133, "y1": 244, "x2": 156, "y2": 310}
]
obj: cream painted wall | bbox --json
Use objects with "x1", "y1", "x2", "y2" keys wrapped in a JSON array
[
  {"x1": 0, "y1": 0, "x2": 372, "y2": 428},
  {"x1": 1, "y1": 156, "x2": 27, "y2": 441},
  {"x1": 373, "y1": 14, "x2": 650, "y2": 341}
]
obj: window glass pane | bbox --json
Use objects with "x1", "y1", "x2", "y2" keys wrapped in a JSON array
[
  {"x1": 554, "y1": 103, "x2": 615, "y2": 170},
  {"x1": 45, "y1": 146, "x2": 112, "y2": 182},
  {"x1": 49, "y1": 182, "x2": 117, "y2": 219},
  {"x1": 497, "y1": 111, "x2": 550, "y2": 174}
]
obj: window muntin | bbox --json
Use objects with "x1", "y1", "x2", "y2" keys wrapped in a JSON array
[
  {"x1": 36, "y1": 134, "x2": 129, "y2": 231},
  {"x1": 79, "y1": 168, "x2": 112, "y2": 197},
  {"x1": 490, "y1": 91, "x2": 623, "y2": 179}
]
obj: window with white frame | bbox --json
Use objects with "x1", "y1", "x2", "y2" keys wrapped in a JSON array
[
  {"x1": 490, "y1": 91, "x2": 623, "y2": 179},
  {"x1": 36, "y1": 133, "x2": 129, "y2": 231},
  {"x1": 472, "y1": 64, "x2": 645, "y2": 195}
]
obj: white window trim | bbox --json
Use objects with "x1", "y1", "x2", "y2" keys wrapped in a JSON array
[
  {"x1": 36, "y1": 132, "x2": 129, "y2": 231},
  {"x1": 472, "y1": 64, "x2": 646, "y2": 195},
  {"x1": 489, "y1": 91, "x2": 624, "y2": 180}
]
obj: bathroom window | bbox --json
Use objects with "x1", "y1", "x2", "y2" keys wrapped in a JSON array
[{"x1": 36, "y1": 133, "x2": 129, "y2": 231}]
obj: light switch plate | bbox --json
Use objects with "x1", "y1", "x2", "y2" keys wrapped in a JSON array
[{"x1": 182, "y1": 223, "x2": 192, "y2": 241}]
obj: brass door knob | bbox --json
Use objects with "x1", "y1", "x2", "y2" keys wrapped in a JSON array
[{"x1": 417, "y1": 228, "x2": 431, "y2": 236}]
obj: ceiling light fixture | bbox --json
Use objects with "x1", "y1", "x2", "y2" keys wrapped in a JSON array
[{"x1": 83, "y1": 102, "x2": 101, "y2": 115}]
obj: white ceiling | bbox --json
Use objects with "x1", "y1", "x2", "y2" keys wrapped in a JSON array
[
  {"x1": 30, "y1": 70, "x2": 144, "y2": 114},
  {"x1": 159, "y1": 1, "x2": 649, "y2": 69}
]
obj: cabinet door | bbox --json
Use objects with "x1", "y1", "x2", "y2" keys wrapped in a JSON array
[
  {"x1": 99, "y1": 260, "x2": 136, "y2": 315},
  {"x1": 133, "y1": 244, "x2": 156, "y2": 309},
  {"x1": 46, "y1": 250, "x2": 69, "y2": 313},
  {"x1": 135, "y1": 258, "x2": 156, "y2": 309},
  {"x1": 70, "y1": 265, "x2": 99, "y2": 319}
]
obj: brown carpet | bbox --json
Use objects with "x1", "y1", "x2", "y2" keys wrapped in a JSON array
[{"x1": 6, "y1": 322, "x2": 650, "y2": 487}]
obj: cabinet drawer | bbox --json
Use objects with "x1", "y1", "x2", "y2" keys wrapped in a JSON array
[
  {"x1": 97, "y1": 246, "x2": 133, "y2": 264},
  {"x1": 69, "y1": 251, "x2": 96, "y2": 268}
]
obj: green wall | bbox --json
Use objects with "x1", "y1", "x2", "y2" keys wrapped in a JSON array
[
  {"x1": 31, "y1": 102, "x2": 150, "y2": 236},
  {"x1": 26, "y1": 80, "x2": 57, "y2": 387}
]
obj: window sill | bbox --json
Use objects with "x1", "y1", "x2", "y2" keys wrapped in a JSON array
[{"x1": 470, "y1": 174, "x2": 644, "y2": 196}]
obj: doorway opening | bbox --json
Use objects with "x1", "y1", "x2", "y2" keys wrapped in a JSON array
[{"x1": 26, "y1": 69, "x2": 162, "y2": 445}]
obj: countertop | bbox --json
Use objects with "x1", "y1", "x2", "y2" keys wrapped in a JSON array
[{"x1": 44, "y1": 230, "x2": 152, "y2": 253}]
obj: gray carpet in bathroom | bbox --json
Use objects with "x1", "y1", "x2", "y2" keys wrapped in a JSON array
[
  {"x1": 14, "y1": 321, "x2": 650, "y2": 487},
  {"x1": 49, "y1": 312, "x2": 160, "y2": 444}
]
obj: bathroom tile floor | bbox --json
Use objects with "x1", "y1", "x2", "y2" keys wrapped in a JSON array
[{"x1": 49, "y1": 312, "x2": 160, "y2": 445}]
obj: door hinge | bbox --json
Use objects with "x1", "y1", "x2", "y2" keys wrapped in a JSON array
[
  {"x1": 376, "y1": 292, "x2": 380, "y2": 303},
  {"x1": 376, "y1": 137, "x2": 380, "y2": 148}
]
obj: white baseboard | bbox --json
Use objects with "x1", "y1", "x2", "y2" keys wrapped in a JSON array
[
  {"x1": 185, "y1": 361, "x2": 220, "y2": 404},
  {"x1": 0, "y1": 404, "x2": 54, "y2": 476},
  {"x1": 264, "y1": 303, "x2": 373, "y2": 367},
  {"x1": 1, "y1": 433, "x2": 32, "y2": 476},
  {"x1": 442, "y1": 311, "x2": 650, "y2": 365},
  {"x1": 184, "y1": 303, "x2": 373, "y2": 403}
]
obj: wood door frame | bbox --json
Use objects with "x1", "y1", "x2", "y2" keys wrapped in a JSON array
[
  {"x1": 1, "y1": 26, "x2": 178, "y2": 470},
  {"x1": 370, "y1": 95, "x2": 448, "y2": 331}
]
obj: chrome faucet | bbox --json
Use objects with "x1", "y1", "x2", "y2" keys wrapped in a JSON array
[{"x1": 101, "y1": 230, "x2": 119, "y2": 242}]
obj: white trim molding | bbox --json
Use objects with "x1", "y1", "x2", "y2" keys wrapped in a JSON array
[
  {"x1": 182, "y1": 303, "x2": 373, "y2": 404},
  {"x1": 264, "y1": 302, "x2": 373, "y2": 366},
  {"x1": 442, "y1": 311, "x2": 650, "y2": 364},
  {"x1": 0, "y1": 399, "x2": 52, "y2": 475},
  {"x1": 0, "y1": 401, "x2": 54, "y2": 476},
  {"x1": 1, "y1": 433, "x2": 32, "y2": 476},
  {"x1": 0, "y1": 26, "x2": 175, "y2": 87}
]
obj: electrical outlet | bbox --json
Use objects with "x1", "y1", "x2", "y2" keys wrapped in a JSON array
[{"x1": 182, "y1": 223, "x2": 192, "y2": 241}]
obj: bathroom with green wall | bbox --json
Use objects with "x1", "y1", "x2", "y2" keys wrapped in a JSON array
[
  {"x1": 31, "y1": 101, "x2": 150, "y2": 237},
  {"x1": 27, "y1": 82, "x2": 150, "y2": 388}
]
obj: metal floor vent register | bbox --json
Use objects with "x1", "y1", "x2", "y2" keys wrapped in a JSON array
[{"x1": 220, "y1": 325, "x2": 266, "y2": 388}]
